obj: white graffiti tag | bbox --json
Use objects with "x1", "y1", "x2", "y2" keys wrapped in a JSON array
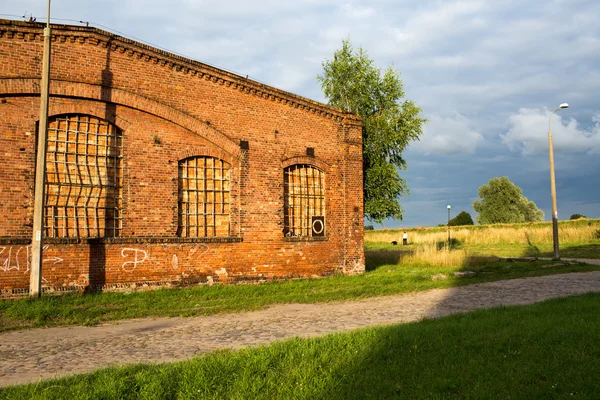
[
  {"x1": 0, "y1": 246, "x2": 19, "y2": 272},
  {"x1": 121, "y1": 248, "x2": 148, "y2": 273},
  {"x1": 0, "y1": 245, "x2": 59, "y2": 273},
  {"x1": 189, "y1": 244, "x2": 209, "y2": 259}
]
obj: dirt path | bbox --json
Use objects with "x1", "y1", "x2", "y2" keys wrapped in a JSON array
[{"x1": 2, "y1": 271, "x2": 600, "y2": 387}]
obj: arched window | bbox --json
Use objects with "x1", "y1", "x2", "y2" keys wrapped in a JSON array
[
  {"x1": 178, "y1": 156, "x2": 231, "y2": 237},
  {"x1": 44, "y1": 114, "x2": 123, "y2": 237},
  {"x1": 284, "y1": 164, "x2": 325, "y2": 237}
]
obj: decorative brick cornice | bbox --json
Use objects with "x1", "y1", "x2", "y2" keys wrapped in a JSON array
[{"x1": 0, "y1": 19, "x2": 362, "y2": 125}]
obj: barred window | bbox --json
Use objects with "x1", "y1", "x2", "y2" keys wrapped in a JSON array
[
  {"x1": 284, "y1": 164, "x2": 325, "y2": 237},
  {"x1": 178, "y1": 156, "x2": 231, "y2": 237},
  {"x1": 44, "y1": 114, "x2": 123, "y2": 238}
]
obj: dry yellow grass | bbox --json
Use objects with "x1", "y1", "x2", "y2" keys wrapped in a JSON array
[
  {"x1": 366, "y1": 220, "x2": 600, "y2": 246},
  {"x1": 401, "y1": 244, "x2": 496, "y2": 268}
]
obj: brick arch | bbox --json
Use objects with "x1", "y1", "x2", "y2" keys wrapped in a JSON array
[
  {"x1": 0, "y1": 78, "x2": 241, "y2": 160},
  {"x1": 47, "y1": 102, "x2": 133, "y2": 130},
  {"x1": 281, "y1": 155, "x2": 330, "y2": 173},
  {"x1": 175, "y1": 147, "x2": 239, "y2": 168}
]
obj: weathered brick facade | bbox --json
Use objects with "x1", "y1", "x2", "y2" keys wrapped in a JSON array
[{"x1": 0, "y1": 19, "x2": 364, "y2": 296}]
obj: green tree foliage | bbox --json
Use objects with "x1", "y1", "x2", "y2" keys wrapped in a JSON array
[
  {"x1": 570, "y1": 214, "x2": 587, "y2": 220},
  {"x1": 448, "y1": 211, "x2": 474, "y2": 226},
  {"x1": 317, "y1": 39, "x2": 426, "y2": 223},
  {"x1": 473, "y1": 177, "x2": 544, "y2": 224}
]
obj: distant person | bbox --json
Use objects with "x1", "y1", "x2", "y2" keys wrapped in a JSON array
[{"x1": 402, "y1": 232, "x2": 408, "y2": 245}]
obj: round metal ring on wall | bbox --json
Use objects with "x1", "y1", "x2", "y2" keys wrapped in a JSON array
[{"x1": 312, "y1": 219, "x2": 324, "y2": 235}]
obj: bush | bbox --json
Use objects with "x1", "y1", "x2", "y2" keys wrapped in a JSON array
[
  {"x1": 570, "y1": 214, "x2": 587, "y2": 220},
  {"x1": 593, "y1": 230, "x2": 600, "y2": 240},
  {"x1": 365, "y1": 225, "x2": 374, "y2": 231},
  {"x1": 449, "y1": 211, "x2": 474, "y2": 226}
]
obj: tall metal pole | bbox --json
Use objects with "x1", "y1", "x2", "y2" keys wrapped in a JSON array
[
  {"x1": 447, "y1": 205, "x2": 451, "y2": 246},
  {"x1": 548, "y1": 109, "x2": 561, "y2": 261},
  {"x1": 30, "y1": 0, "x2": 52, "y2": 297}
]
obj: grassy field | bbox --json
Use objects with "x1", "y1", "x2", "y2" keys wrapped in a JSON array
[
  {"x1": 3, "y1": 292, "x2": 600, "y2": 399},
  {"x1": 367, "y1": 218, "x2": 600, "y2": 259}
]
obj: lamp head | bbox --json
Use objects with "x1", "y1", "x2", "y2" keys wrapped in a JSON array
[
  {"x1": 559, "y1": 103, "x2": 569, "y2": 109},
  {"x1": 447, "y1": 205, "x2": 451, "y2": 210}
]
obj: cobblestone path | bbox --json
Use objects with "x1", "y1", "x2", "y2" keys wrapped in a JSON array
[{"x1": 2, "y1": 270, "x2": 600, "y2": 387}]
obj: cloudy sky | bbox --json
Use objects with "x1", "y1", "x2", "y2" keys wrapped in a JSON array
[{"x1": 4, "y1": 0, "x2": 600, "y2": 227}]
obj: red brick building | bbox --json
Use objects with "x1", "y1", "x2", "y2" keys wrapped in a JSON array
[{"x1": 0, "y1": 19, "x2": 364, "y2": 296}]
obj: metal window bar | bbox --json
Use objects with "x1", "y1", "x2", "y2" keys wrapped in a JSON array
[
  {"x1": 44, "y1": 115, "x2": 123, "y2": 238},
  {"x1": 178, "y1": 156, "x2": 231, "y2": 237},
  {"x1": 283, "y1": 165, "x2": 325, "y2": 236}
]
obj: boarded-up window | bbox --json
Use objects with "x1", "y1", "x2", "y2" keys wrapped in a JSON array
[
  {"x1": 178, "y1": 156, "x2": 231, "y2": 237},
  {"x1": 284, "y1": 165, "x2": 325, "y2": 237},
  {"x1": 44, "y1": 114, "x2": 123, "y2": 238}
]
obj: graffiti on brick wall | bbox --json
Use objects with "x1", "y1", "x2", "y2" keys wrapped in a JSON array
[
  {"x1": 1, "y1": 243, "x2": 211, "y2": 275},
  {"x1": 119, "y1": 244, "x2": 210, "y2": 273},
  {"x1": 121, "y1": 248, "x2": 148, "y2": 273},
  {"x1": 0, "y1": 245, "x2": 62, "y2": 273},
  {"x1": 189, "y1": 244, "x2": 210, "y2": 259}
]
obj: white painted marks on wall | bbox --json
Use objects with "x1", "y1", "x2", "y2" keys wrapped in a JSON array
[
  {"x1": 0, "y1": 245, "x2": 60, "y2": 273},
  {"x1": 119, "y1": 245, "x2": 209, "y2": 273},
  {"x1": 1, "y1": 243, "x2": 212, "y2": 275},
  {"x1": 121, "y1": 248, "x2": 148, "y2": 272},
  {"x1": 189, "y1": 244, "x2": 209, "y2": 258}
]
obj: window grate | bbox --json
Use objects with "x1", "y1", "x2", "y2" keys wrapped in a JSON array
[
  {"x1": 284, "y1": 164, "x2": 325, "y2": 236},
  {"x1": 178, "y1": 156, "x2": 231, "y2": 237},
  {"x1": 44, "y1": 115, "x2": 123, "y2": 238}
]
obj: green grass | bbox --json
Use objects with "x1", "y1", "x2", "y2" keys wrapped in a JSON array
[
  {"x1": 4, "y1": 293, "x2": 600, "y2": 399},
  {"x1": 365, "y1": 240, "x2": 600, "y2": 260},
  {"x1": 1, "y1": 249, "x2": 598, "y2": 332},
  {"x1": 423, "y1": 241, "x2": 600, "y2": 259},
  {"x1": 463, "y1": 242, "x2": 600, "y2": 258},
  {"x1": 366, "y1": 218, "x2": 600, "y2": 259}
]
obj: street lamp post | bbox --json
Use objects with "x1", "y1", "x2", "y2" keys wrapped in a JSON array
[
  {"x1": 548, "y1": 103, "x2": 569, "y2": 261},
  {"x1": 447, "y1": 205, "x2": 451, "y2": 246}
]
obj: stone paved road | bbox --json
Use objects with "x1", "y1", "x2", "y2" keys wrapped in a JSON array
[{"x1": 2, "y1": 270, "x2": 600, "y2": 387}]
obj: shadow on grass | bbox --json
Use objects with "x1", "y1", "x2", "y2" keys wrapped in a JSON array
[
  {"x1": 305, "y1": 293, "x2": 600, "y2": 399},
  {"x1": 436, "y1": 238, "x2": 462, "y2": 250},
  {"x1": 522, "y1": 243, "x2": 600, "y2": 259},
  {"x1": 364, "y1": 249, "x2": 411, "y2": 271},
  {"x1": 559, "y1": 243, "x2": 600, "y2": 258},
  {"x1": 525, "y1": 232, "x2": 541, "y2": 256}
]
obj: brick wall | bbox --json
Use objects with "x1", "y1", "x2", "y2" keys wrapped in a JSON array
[{"x1": 0, "y1": 19, "x2": 364, "y2": 296}]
